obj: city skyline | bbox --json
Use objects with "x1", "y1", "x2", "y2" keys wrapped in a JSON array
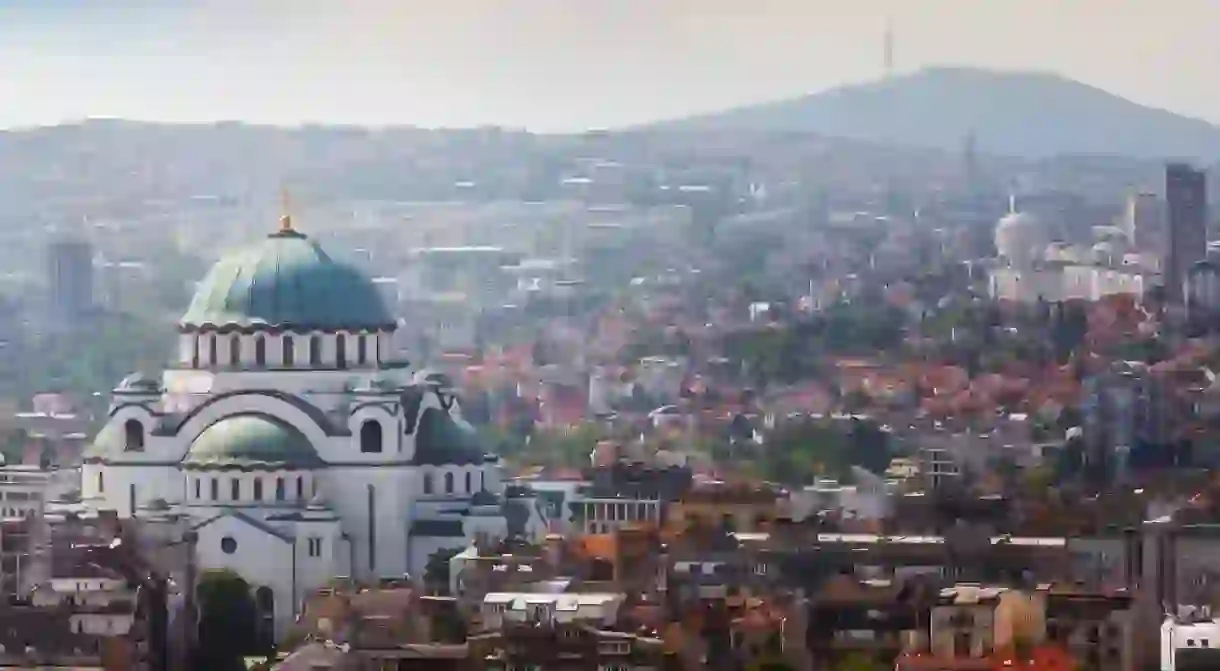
[{"x1": 0, "y1": 0, "x2": 1218, "y2": 132}]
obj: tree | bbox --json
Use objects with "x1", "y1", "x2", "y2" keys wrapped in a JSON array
[
  {"x1": 423, "y1": 547, "x2": 463, "y2": 595},
  {"x1": 842, "y1": 389, "x2": 872, "y2": 414},
  {"x1": 833, "y1": 652, "x2": 888, "y2": 671},
  {"x1": 759, "y1": 416, "x2": 893, "y2": 486},
  {"x1": 520, "y1": 425, "x2": 603, "y2": 469},
  {"x1": 748, "y1": 659, "x2": 795, "y2": 671},
  {"x1": 193, "y1": 569, "x2": 262, "y2": 671},
  {"x1": 1021, "y1": 464, "x2": 1058, "y2": 495},
  {"x1": 0, "y1": 429, "x2": 27, "y2": 465},
  {"x1": 847, "y1": 418, "x2": 891, "y2": 475}
]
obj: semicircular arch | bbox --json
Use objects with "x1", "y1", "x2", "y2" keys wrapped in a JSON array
[{"x1": 171, "y1": 392, "x2": 331, "y2": 463}]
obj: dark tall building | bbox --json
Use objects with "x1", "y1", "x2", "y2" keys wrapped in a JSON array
[
  {"x1": 1166, "y1": 163, "x2": 1208, "y2": 305},
  {"x1": 46, "y1": 237, "x2": 94, "y2": 330}
]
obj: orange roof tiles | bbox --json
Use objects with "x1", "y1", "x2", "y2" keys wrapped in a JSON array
[{"x1": 574, "y1": 534, "x2": 617, "y2": 561}]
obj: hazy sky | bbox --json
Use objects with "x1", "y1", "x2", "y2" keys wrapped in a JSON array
[{"x1": 1, "y1": 0, "x2": 1218, "y2": 132}]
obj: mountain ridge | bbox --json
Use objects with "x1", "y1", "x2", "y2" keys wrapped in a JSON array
[{"x1": 648, "y1": 66, "x2": 1220, "y2": 160}]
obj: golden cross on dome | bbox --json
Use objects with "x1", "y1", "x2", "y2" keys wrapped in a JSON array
[{"x1": 279, "y1": 186, "x2": 294, "y2": 233}]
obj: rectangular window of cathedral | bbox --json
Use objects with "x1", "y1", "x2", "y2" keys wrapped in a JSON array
[
  {"x1": 308, "y1": 537, "x2": 323, "y2": 558},
  {"x1": 231, "y1": 478, "x2": 240, "y2": 501}
]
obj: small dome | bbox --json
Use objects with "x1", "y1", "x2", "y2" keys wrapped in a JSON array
[
  {"x1": 470, "y1": 489, "x2": 500, "y2": 507},
  {"x1": 412, "y1": 408, "x2": 487, "y2": 466},
  {"x1": 1092, "y1": 241, "x2": 1118, "y2": 260},
  {"x1": 1191, "y1": 259, "x2": 1220, "y2": 274},
  {"x1": 180, "y1": 227, "x2": 395, "y2": 332},
  {"x1": 183, "y1": 413, "x2": 323, "y2": 470},
  {"x1": 416, "y1": 370, "x2": 455, "y2": 389},
  {"x1": 995, "y1": 211, "x2": 1050, "y2": 266},
  {"x1": 354, "y1": 374, "x2": 400, "y2": 394},
  {"x1": 116, "y1": 372, "x2": 160, "y2": 392}
]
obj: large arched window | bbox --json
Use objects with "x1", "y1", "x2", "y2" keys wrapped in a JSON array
[
  {"x1": 282, "y1": 336, "x2": 295, "y2": 366},
  {"x1": 335, "y1": 334, "x2": 347, "y2": 369},
  {"x1": 357, "y1": 335, "x2": 368, "y2": 365},
  {"x1": 192, "y1": 337, "x2": 200, "y2": 368},
  {"x1": 297, "y1": 476, "x2": 305, "y2": 499},
  {"x1": 309, "y1": 335, "x2": 322, "y2": 366},
  {"x1": 254, "y1": 336, "x2": 266, "y2": 367},
  {"x1": 444, "y1": 472, "x2": 454, "y2": 494},
  {"x1": 123, "y1": 419, "x2": 144, "y2": 452},
  {"x1": 464, "y1": 471, "x2": 472, "y2": 493},
  {"x1": 423, "y1": 473, "x2": 434, "y2": 495},
  {"x1": 209, "y1": 337, "x2": 218, "y2": 366},
  {"x1": 360, "y1": 420, "x2": 382, "y2": 453},
  {"x1": 229, "y1": 334, "x2": 242, "y2": 367},
  {"x1": 275, "y1": 477, "x2": 285, "y2": 501},
  {"x1": 253, "y1": 478, "x2": 263, "y2": 501}
]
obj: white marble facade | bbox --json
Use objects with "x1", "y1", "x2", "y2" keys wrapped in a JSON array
[{"x1": 81, "y1": 217, "x2": 535, "y2": 638}]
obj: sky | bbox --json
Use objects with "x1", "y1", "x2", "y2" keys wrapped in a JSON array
[{"x1": 1, "y1": 0, "x2": 1219, "y2": 132}]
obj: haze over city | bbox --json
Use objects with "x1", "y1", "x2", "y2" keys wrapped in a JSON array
[
  {"x1": 4, "y1": 0, "x2": 1220, "y2": 131},
  {"x1": 9, "y1": 2, "x2": 1220, "y2": 670}
]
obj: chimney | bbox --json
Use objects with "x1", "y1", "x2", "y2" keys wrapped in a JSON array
[{"x1": 544, "y1": 533, "x2": 564, "y2": 570}]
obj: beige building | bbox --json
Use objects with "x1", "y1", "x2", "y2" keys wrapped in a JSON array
[
  {"x1": 911, "y1": 584, "x2": 1134, "y2": 671},
  {"x1": 990, "y1": 263, "x2": 1150, "y2": 305}
]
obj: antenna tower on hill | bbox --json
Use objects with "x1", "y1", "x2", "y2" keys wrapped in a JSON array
[{"x1": 884, "y1": 19, "x2": 895, "y2": 76}]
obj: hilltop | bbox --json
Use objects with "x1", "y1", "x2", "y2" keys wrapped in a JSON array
[{"x1": 651, "y1": 67, "x2": 1220, "y2": 159}]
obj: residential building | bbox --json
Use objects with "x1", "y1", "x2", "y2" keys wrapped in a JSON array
[
  {"x1": 1166, "y1": 163, "x2": 1208, "y2": 306},
  {"x1": 45, "y1": 234, "x2": 94, "y2": 332},
  {"x1": 1161, "y1": 611, "x2": 1220, "y2": 671}
]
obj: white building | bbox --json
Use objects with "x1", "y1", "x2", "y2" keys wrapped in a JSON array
[
  {"x1": 785, "y1": 470, "x2": 893, "y2": 524},
  {"x1": 480, "y1": 591, "x2": 624, "y2": 629},
  {"x1": 1162, "y1": 612, "x2": 1220, "y2": 670},
  {"x1": 989, "y1": 263, "x2": 1150, "y2": 305},
  {"x1": 995, "y1": 211, "x2": 1052, "y2": 268},
  {"x1": 521, "y1": 477, "x2": 663, "y2": 536},
  {"x1": 0, "y1": 465, "x2": 75, "y2": 520},
  {"x1": 79, "y1": 213, "x2": 534, "y2": 639}
]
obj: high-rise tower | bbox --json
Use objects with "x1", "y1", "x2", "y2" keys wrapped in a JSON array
[
  {"x1": 45, "y1": 234, "x2": 94, "y2": 331},
  {"x1": 1166, "y1": 163, "x2": 1208, "y2": 305}
]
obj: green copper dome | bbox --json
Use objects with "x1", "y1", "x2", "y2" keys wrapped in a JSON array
[
  {"x1": 179, "y1": 229, "x2": 395, "y2": 332},
  {"x1": 183, "y1": 412, "x2": 324, "y2": 470}
]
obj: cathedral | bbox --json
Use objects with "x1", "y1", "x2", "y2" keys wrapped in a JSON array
[{"x1": 80, "y1": 212, "x2": 537, "y2": 637}]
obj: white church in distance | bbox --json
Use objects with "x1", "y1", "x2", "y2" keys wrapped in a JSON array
[{"x1": 80, "y1": 212, "x2": 534, "y2": 637}]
